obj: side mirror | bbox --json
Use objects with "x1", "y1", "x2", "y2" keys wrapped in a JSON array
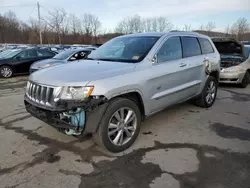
[
  {"x1": 69, "y1": 57, "x2": 76, "y2": 61},
  {"x1": 152, "y1": 54, "x2": 158, "y2": 64}
]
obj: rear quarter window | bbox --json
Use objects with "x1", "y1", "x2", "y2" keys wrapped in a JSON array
[
  {"x1": 181, "y1": 37, "x2": 201, "y2": 58},
  {"x1": 198, "y1": 38, "x2": 214, "y2": 54}
]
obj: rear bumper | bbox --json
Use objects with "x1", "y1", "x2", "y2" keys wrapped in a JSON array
[
  {"x1": 219, "y1": 71, "x2": 245, "y2": 84},
  {"x1": 24, "y1": 95, "x2": 108, "y2": 134}
]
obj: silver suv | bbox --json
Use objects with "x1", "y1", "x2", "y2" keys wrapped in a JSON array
[{"x1": 24, "y1": 32, "x2": 220, "y2": 152}]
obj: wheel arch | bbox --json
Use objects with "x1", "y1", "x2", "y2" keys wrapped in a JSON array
[
  {"x1": 209, "y1": 70, "x2": 220, "y2": 82},
  {"x1": 108, "y1": 91, "x2": 146, "y2": 120}
]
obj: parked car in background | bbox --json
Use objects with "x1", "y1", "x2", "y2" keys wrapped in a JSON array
[
  {"x1": 211, "y1": 37, "x2": 250, "y2": 88},
  {"x1": 30, "y1": 48, "x2": 95, "y2": 73},
  {"x1": 25, "y1": 32, "x2": 220, "y2": 152},
  {"x1": 244, "y1": 45, "x2": 250, "y2": 59},
  {"x1": 241, "y1": 41, "x2": 250, "y2": 45},
  {"x1": 0, "y1": 48, "x2": 57, "y2": 78}
]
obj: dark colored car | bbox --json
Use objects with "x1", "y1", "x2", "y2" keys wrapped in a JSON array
[
  {"x1": 0, "y1": 48, "x2": 57, "y2": 78},
  {"x1": 30, "y1": 48, "x2": 95, "y2": 73}
]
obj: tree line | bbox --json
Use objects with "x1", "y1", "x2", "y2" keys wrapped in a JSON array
[{"x1": 0, "y1": 9, "x2": 249, "y2": 45}]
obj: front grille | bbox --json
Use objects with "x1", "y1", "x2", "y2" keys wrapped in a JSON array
[
  {"x1": 26, "y1": 82, "x2": 56, "y2": 106},
  {"x1": 221, "y1": 62, "x2": 233, "y2": 68}
]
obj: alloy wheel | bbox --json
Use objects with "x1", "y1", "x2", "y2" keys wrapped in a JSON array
[
  {"x1": 205, "y1": 80, "x2": 216, "y2": 104},
  {"x1": 1, "y1": 67, "x2": 12, "y2": 78},
  {"x1": 108, "y1": 107, "x2": 137, "y2": 146}
]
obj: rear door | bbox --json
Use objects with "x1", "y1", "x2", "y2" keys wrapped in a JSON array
[
  {"x1": 198, "y1": 37, "x2": 219, "y2": 76},
  {"x1": 179, "y1": 36, "x2": 205, "y2": 96},
  {"x1": 36, "y1": 50, "x2": 56, "y2": 60}
]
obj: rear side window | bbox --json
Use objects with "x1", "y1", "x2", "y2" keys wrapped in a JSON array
[
  {"x1": 181, "y1": 37, "x2": 201, "y2": 58},
  {"x1": 198, "y1": 38, "x2": 214, "y2": 54},
  {"x1": 37, "y1": 50, "x2": 55, "y2": 57},
  {"x1": 157, "y1": 37, "x2": 182, "y2": 63}
]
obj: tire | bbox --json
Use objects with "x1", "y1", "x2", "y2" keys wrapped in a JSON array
[
  {"x1": 239, "y1": 71, "x2": 249, "y2": 88},
  {"x1": 93, "y1": 97, "x2": 142, "y2": 153},
  {"x1": 0, "y1": 65, "x2": 13, "y2": 78},
  {"x1": 195, "y1": 76, "x2": 218, "y2": 108}
]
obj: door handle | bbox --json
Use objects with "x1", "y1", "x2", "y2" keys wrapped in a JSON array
[{"x1": 179, "y1": 63, "x2": 187, "y2": 67}]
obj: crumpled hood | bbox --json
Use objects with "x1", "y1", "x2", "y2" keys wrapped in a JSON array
[
  {"x1": 31, "y1": 59, "x2": 65, "y2": 69},
  {"x1": 29, "y1": 60, "x2": 136, "y2": 86}
]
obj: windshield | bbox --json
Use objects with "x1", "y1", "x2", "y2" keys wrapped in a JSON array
[
  {"x1": 53, "y1": 50, "x2": 75, "y2": 60},
  {"x1": 3, "y1": 50, "x2": 21, "y2": 59},
  {"x1": 0, "y1": 50, "x2": 12, "y2": 58},
  {"x1": 88, "y1": 36, "x2": 159, "y2": 63}
]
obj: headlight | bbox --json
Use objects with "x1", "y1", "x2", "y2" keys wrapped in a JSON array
[
  {"x1": 224, "y1": 66, "x2": 245, "y2": 73},
  {"x1": 39, "y1": 63, "x2": 58, "y2": 68},
  {"x1": 60, "y1": 86, "x2": 94, "y2": 100}
]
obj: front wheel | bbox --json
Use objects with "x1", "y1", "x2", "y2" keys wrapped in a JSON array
[
  {"x1": 0, "y1": 66, "x2": 13, "y2": 78},
  {"x1": 239, "y1": 71, "x2": 249, "y2": 88},
  {"x1": 195, "y1": 76, "x2": 218, "y2": 108},
  {"x1": 94, "y1": 98, "x2": 141, "y2": 153}
]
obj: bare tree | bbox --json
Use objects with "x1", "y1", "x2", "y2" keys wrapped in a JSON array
[
  {"x1": 225, "y1": 24, "x2": 231, "y2": 37},
  {"x1": 45, "y1": 8, "x2": 67, "y2": 44},
  {"x1": 68, "y1": 14, "x2": 81, "y2": 35},
  {"x1": 183, "y1": 24, "x2": 192, "y2": 31},
  {"x1": 205, "y1": 22, "x2": 216, "y2": 36},
  {"x1": 81, "y1": 13, "x2": 101, "y2": 43},
  {"x1": 157, "y1": 17, "x2": 173, "y2": 32},
  {"x1": 91, "y1": 15, "x2": 101, "y2": 43},
  {"x1": 231, "y1": 18, "x2": 249, "y2": 40},
  {"x1": 82, "y1": 13, "x2": 93, "y2": 36},
  {"x1": 116, "y1": 15, "x2": 173, "y2": 33},
  {"x1": 199, "y1": 24, "x2": 204, "y2": 31}
]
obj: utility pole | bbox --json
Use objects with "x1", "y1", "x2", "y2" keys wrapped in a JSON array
[{"x1": 37, "y1": 2, "x2": 42, "y2": 44}]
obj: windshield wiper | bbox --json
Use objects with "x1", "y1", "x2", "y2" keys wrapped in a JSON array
[
  {"x1": 95, "y1": 58, "x2": 118, "y2": 62},
  {"x1": 86, "y1": 57, "x2": 95, "y2": 60}
]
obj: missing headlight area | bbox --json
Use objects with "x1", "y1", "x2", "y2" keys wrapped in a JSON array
[
  {"x1": 24, "y1": 95, "x2": 108, "y2": 136},
  {"x1": 59, "y1": 108, "x2": 86, "y2": 136}
]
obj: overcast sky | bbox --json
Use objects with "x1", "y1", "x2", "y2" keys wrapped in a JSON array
[{"x1": 0, "y1": 0, "x2": 250, "y2": 32}]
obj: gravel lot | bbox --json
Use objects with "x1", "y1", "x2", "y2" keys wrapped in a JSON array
[{"x1": 0, "y1": 76, "x2": 250, "y2": 188}]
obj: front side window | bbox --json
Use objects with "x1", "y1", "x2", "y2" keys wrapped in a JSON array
[
  {"x1": 181, "y1": 37, "x2": 202, "y2": 58},
  {"x1": 18, "y1": 50, "x2": 37, "y2": 59},
  {"x1": 70, "y1": 51, "x2": 88, "y2": 61},
  {"x1": 88, "y1": 36, "x2": 159, "y2": 63},
  {"x1": 199, "y1": 38, "x2": 214, "y2": 54},
  {"x1": 157, "y1": 37, "x2": 182, "y2": 63}
]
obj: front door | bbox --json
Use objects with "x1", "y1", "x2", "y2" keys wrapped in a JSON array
[
  {"x1": 14, "y1": 50, "x2": 38, "y2": 73},
  {"x1": 148, "y1": 36, "x2": 192, "y2": 113}
]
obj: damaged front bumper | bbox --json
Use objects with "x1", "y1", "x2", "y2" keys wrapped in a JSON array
[
  {"x1": 219, "y1": 70, "x2": 245, "y2": 84},
  {"x1": 24, "y1": 95, "x2": 108, "y2": 135}
]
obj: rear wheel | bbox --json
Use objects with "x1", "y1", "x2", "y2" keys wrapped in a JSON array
[
  {"x1": 94, "y1": 98, "x2": 141, "y2": 153},
  {"x1": 239, "y1": 71, "x2": 249, "y2": 88},
  {"x1": 195, "y1": 76, "x2": 218, "y2": 108},
  {"x1": 0, "y1": 66, "x2": 13, "y2": 78}
]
